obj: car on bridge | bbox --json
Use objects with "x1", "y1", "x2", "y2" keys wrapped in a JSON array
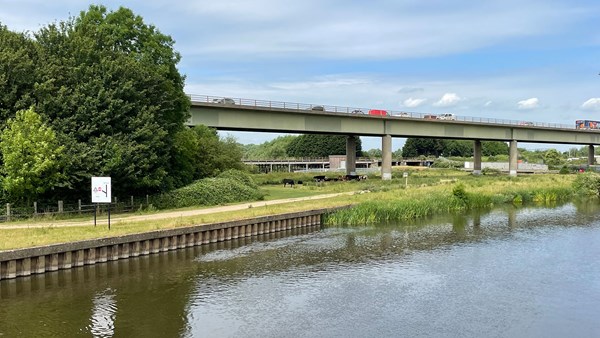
[
  {"x1": 212, "y1": 97, "x2": 236, "y2": 104},
  {"x1": 351, "y1": 109, "x2": 364, "y2": 114},
  {"x1": 439, "y1": 113, "x2": 456, "y2": 120},
  {"x1": 518, "y1": 121, "x2": 534, "y2": 126},
  {"x1": 392, "y1": 112, "x2": 411, "y2": 117},
  {"x1": 310, "y1": 105, "x2": 324, "y2": 111},
  {"x1": 423, "y1": 114, "x2": 437, "y2": 120}
]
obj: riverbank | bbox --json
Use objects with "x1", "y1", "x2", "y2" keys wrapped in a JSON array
[{"x1": 0, "y1": 172, "x2": 577, "y2": 251}]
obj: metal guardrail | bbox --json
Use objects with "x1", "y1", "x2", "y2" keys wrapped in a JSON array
[{"x1": 189, "y1": 94, "x2": 578, "y2": 130}]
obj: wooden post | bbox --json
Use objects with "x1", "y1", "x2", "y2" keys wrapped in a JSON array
[
  {"x1": 78, "y1": 199, "x2": 81, "y2": 213},
  {"x1": 130, "y1": 196, "x2": 134, "y2": 206},
  {"x1": 58, "y1": 200, "x2": 63, "y2": 213},
  {"x1": 6, "y1": 203, "x2": 10, "y2": 222},
  {"x1": 34, "y1": 201, "x2": 38, "y2": 216}
]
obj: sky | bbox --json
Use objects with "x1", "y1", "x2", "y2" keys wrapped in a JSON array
[{"x1": 1, "y1": 0, "x2": 600, "y2": 152}]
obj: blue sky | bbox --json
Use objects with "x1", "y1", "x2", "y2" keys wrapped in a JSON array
[{"x1": 2, "y1": 0, "x2": 600, "y2": 151}]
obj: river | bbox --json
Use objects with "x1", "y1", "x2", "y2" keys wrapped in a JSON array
[{"x1": 1, "y1": 202, "x2": 599, "y2": 337}]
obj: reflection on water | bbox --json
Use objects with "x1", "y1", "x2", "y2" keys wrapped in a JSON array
[
  {"x1": 89, "y1": 289, "x2": 117, "y2": 338},
  {"x1": 1, "y1": 204, "x2": 600, "y2": 337}
]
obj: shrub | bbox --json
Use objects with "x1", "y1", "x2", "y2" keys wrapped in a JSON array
[
  {"x1": 559, "y1": 166, "x2": 570, "y2": 175},
  {"x1": 153, "y1": 177, "x2": 265, "y2": 209},
  {"x1": 572, "y1": 172, "x2": 600, "y2": 197},
  {"x1": 482, "y1": 167, "x2": 501, "y2": 176},
  {"x1": 217, "y1": 169, "x2": 258, "y2": 189}
]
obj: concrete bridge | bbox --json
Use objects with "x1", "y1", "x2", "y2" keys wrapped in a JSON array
[{"x1": 187, "y1": 95, "x2": 600, "y2": 178}]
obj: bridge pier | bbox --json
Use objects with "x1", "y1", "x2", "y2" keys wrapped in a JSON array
[
  {"x1": 588, "y1": 145, "x2": 595, "y2": 166},
  {"x1": 382, "y1": 134, "x2": 392, "y2": 180},
  {"x1": 473, "y1": 140, "x2": 482, "y2": 175},
  {"x1": 346, "y1": 136, "x2": 357, "y2": 175},
  {"x1": 509, "y1": 140, "x2": 518, "y2": 176}
]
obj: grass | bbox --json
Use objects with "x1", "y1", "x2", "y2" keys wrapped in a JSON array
[{"x1": 0, "y1": 169, "x2": 579, "y2": 251}]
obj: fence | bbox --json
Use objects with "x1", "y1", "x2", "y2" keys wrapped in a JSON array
[{"x1": 0, "y1": 195, "x2": 154, "y2": 222}]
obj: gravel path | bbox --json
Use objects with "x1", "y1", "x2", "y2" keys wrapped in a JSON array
[{"x1": 0, "y1": 192, "x2": 355, "y2": 229}]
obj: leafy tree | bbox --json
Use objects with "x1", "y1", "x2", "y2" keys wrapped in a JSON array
[
  {"x1": 482, "y1": 141, "x2": 508, "y2": 156},
  {"x1": 0, "y1": 24, "x2": 37, "y2": 125},
  {"x1": 543, "y1": 149, "x2": 564, "y2": 166},
  {"x1": 193, "y1": 125, "x2": 245, "y2": 178},
  {"x1": 286, "y1": 134, "x2": 362, "y2": 157},
  {"x1": 243, "y1": 135, "x2": 296, "y2": 159},
  {"x1": 366, "y1": 148, "x2": 382, "y2": 158},
  {"x1": 32, "y1": 5, "x2": 189, "y2": 195},
  {"x1": 401, "y1": 138, "x2": 445, "y2": 157},
  {"x1": 0, "y1": 108, "x2": 65, "y2": 203}
]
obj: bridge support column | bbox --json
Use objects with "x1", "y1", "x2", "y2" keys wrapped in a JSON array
[
  {"x1": 509, "y1": 140, "x2": 518, "y2": 177},
  {"x1": 382, "y1": 134, "x2": 392, "y2": 180},
  {"x1": 346, "y1": 136, "x2": 357, "y2": 175},
  {"x1": 473, "y1": 140, "x2": 482, "y2": 175},
  {"x1": 588, "y1": 145, "x2": 595, "y2": 166}
]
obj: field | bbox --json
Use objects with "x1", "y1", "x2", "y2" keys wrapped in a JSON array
[{"x1": 0, "y1": 168, "x2": 578, "y2": 250}]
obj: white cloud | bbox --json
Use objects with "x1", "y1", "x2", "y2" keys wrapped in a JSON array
[
  {"x1": 581, "y1": 98, "x2": 600, "y2": 111},
  {"x1": 484, "y1": 101, "x2": 492, "y2": 107},
  {"x1": 403, "y1": 98, "x2": 426, "y2": 108},
  {"x1": 517, "y1": 97, "x2": 539, "y2": 109},
  {"x1": 433, "y1": 93, "x2": 462, "y2": 107}
]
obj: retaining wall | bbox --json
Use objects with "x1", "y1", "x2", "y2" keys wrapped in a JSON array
[{"x1": 0, "y1": 208, "x2": 339, "y2": 281}]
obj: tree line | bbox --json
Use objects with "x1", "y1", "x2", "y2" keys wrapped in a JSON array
[{"x1": 0, "y1": 5, "x2": 243, "y2": 204}]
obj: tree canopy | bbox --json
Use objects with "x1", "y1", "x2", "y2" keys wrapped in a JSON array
[
  {"x1": 401, "y1": 138, "x2": 508, "y2": 158},
  {"x1": 0, "y1": 108, "x2": 65, "y2": 202},
  {"x1": 286, "y1": 134, "x2": 362, "y2": 157}
]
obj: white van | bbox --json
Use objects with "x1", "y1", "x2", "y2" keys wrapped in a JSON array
[{"x1": 439, "y1": 113, "x2": 456, "y2": 121}]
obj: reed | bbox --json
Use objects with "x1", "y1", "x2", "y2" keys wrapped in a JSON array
[{"x1": 324, "y1": 175, "x2": 575, "y2": 226}]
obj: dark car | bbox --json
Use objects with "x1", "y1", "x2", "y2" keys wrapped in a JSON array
[{"x1": 310, "y1": 105, "x2": 325, "y2": 111}]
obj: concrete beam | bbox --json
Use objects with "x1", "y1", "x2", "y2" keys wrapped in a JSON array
[
  {"x1": 473, "y1": 140, "x2": 482, "y2": 175},
  {"x1": 382, "y1": 135, "x2": 392, "y2": 180},
  {"x1": 509, "y1": 140, "x2": 518, "y2": 177},
  {"x1": 346, "y1": 136, "x2": 357, "y2": 175}
]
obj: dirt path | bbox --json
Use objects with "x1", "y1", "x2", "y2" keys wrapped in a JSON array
[{"x1": 0, "y1": 192, "x2": 356, "y2": 229}]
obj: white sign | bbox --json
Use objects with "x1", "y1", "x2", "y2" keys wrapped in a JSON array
[
  {"x1": 91, "y1": 177, "x2": 112, "y2": 203},
  {"x1": 403, "y1": 172, "x2": 408, "y2": 178}
]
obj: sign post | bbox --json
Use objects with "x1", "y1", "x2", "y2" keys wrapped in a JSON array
[
  {"x1": 91, "y1": 177, "x2": 112, "y2": 229},
  {"x1": 403, "y1": 172, "x2": 408, "y2": 188}
]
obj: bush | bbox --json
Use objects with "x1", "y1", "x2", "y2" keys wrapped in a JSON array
[
  {"x1": 559, "y1": 166, "x2": 571, "y2": 175},
  {"x1": 153, "y1": 177, "x2": 265, "y2": 209},
  {"x1": 482, "y1": 167, "x2": 501, "y2": 176},
  {"x1": 217, "y1": 169, "x2": 258, "y2": 189},
  {"x1": 572, "y1": 172, "x2": 600, "y2": 197}
]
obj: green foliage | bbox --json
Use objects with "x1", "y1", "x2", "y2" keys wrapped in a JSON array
[
  {"x1": 452, "y1": 183, "x2": 468, "y2": 203},
  {"x1": 0, "y1": 108, "x2": 66, "y2": 202},
  {"x1": 153, "y1": 177, "x2": 265, "y2": 209},
  {"x1": 243, "y1": 135, "x2": 295, "y2": 159},
  {"x1": 31, "y1": 5, "x2": 190, "y2": 195},
  {"x1": 482, "y1": 167, "x2": 501, "y2": 175},
  {"x1": 217, "y1": 169, "x2": 258, "y2": 189},
  {"x1": 286, "y1": 134, "x2": 362, "y2": 157},
  {"x1": 543, "y1": 149, "x2": 564, "y2": 167},
  {"x1": 432, "y1": 158, "x2": 463, "y2": 169},
  {"x1": 0, "y1": 25, "x2": 37, "y2": 125},
  {"x1": 559, "y1": 165, "x2": 571, "y2": 174},
  {"x1": 572, "y1": 172, "x2": 600, "y2": 197},
  {"x1": 402, "y1": 139, "x2": 509, "y2": 158}
]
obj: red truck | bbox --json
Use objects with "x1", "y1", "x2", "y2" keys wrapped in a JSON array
[{"x1": 368, "y1": 109, "x2": 388, "y2": 116}]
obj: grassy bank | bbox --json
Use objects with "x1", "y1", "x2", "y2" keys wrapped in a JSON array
[
  {"x1": 0, "y1": 171, "x2": 579, "y2": 250},
  {"x1": 325, "y1": 174, "x2": 575, "y2": 226}
]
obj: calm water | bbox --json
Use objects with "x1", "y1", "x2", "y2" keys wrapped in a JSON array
[{"x1": 1, "y1": 203, "x2": 600, "y2": 338}]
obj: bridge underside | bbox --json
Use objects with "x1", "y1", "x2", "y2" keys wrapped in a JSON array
[{"x1": 188, "y1": 103, "x2": 600, "y2": 177}]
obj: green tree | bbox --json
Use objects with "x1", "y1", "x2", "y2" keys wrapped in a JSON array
[
  {"x1": 0, "y1": 24, "x2": 37, "y2": 125},
  {"x1": 0, "y1": 108, "x2": 65, "y2": 203},
  {"x1": 401, "y1": 138, "x2": 445, "y2": 157},
  {"x1": 33, "y1": 5, "x2": 189, "y2": 195},
  {"x1": 286, "y1": 134, "x2": 362, "y2": 157},
  {"x1": 543, "y1": 149, "x2": 564, "y2": 166},
  {"x1": 243, "y1": 135, "x2": 296, "y2": 159},
  {"x1": 482, "y1": 141, "x2": 508, "y2": 156}
]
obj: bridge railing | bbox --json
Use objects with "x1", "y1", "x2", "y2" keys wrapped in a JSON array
[{"x1": 189, "y1": 94, "x2": 576, "y2": 130}]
